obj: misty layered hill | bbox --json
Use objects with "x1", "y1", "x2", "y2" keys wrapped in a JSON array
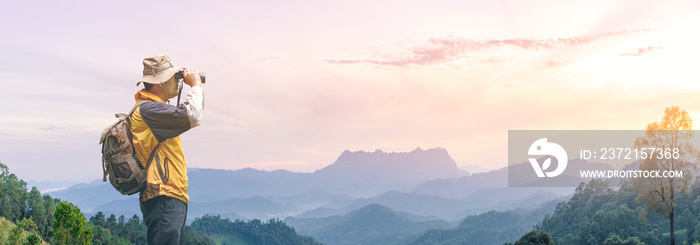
[
  {"x1": 295, "y1": 188, "x2": 562, "y2": 221},
  {"x1": 52, "y1": 147, "x2": 473, "y2": 215},
  {"x1": 49, "y1": 145, "x2": 572, "y2": 244},
  {"x1": 285, "y1": 200, "x2": 562, "y2": 245},
  {"x1": 285, "y1": 203, "x2": 452, "y2": 245},
  {"x1": 411, "y1": 167, "x2": 507, "y2": 198},
  {"x1": 187, "y1": 147, "x2": 470, "y2": 200},
  {"x1": 408, "y1": 201, "x2": 560, "y2": 245},
  {"x1": 42, "y1": 146, "x2": 581, "y2": 244}
]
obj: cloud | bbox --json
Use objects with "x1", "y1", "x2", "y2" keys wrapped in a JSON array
[
  {"x1": 40, "y1": 126, "x2": 67, "y2": 131},
  {"x1": 543, "y1": 60, "x2": 567, "y2": 68},
  {"x1": 326, "y1": 29, "x2": 653, "y2": 67},
  {"x1": 619, "y1": 46, "x2": 664, "y2": 56},
  {"x1": 257, "y1": 56, "x2": 281, "y2": 63}
]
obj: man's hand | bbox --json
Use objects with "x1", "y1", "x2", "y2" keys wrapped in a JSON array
[{"x1": 182, "y1": 68, "x2": 202, "y2": 87}]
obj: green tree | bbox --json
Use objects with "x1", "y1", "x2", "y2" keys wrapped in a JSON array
[
  {"x1": 514, "y1": 230, "x2": 553, "y2": 245},
  {"x1": 52, "y1": 201, "x2": 92, "y2": 245},
  {"x1": 0, "y1": 161, "x2": 8, "y2": 177},
  {"x1": 8, "y1": 218, "x2": 43, "y2": 245},
  {"x1": 1, "y1": 196, "x2": 11, "y2": 220},
  {"x1": 26, "y1": 233, "x2": 42, "y2": 245},
  {"x1": 24, "y1": 233, "x2": 43, "y2": 245},
  {"x1": 185, "y1": 225, "x2": 215, "y2": 245},
  {"x1": 8, "y1": 225, "x2": 24, "y2": 245},
  {"x1": 604, "y1": 234, "x2": 645, "y2": 245},
  {"x1": 16, "y1": 217, "x2": 37, "y2": 233},
  {"x1": 88, "y1": 212, "x2": 149, "y2": 244},
  {"x1": 2, "y1": 173, "x2": 28, "y2": 221},
  {"x1": 89, "y1": 212, "x2": 106, "y2": 228},
  {"x1": 89, "y1": 223, "x2": 132, "y2": 245},
  {"x1": 124, "y1": 214, "x2": 146, "y2": 244},
  {"x1": 116, "y1": 215, "x2": 125, "y2": 237},
  {"x1": 191, "y1": 215, "x2": 315, "y2": 245},
  {"x1": 633, "y1": 106, "x2": 697, "y2": 245},
  {"x1": 41, "y1": 194, "x2": 55, "y2": 239},
  {"x1": 26, "y1": 187, "x2": 46, "y2": 236},
  {"x1": 0, "y1": 162, "x2": 8, "y2": 218},
  {"x1": 0, "y1": 162, "x2": 30, "y2": 223},
  {"x1": 105, "y1": 214, "x2": 117, "y2": 234},
  {"x1": 540, "y1": 179, "x2": 614, "y2": 238},
  {"x1": 693, "y1": 221, "x2": 700, "y2": 242}
]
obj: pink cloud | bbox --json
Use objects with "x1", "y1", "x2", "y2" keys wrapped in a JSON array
[
  {"x1": 543, "y1": 60, "x2": 567, "y2": 68},
  {"x1": 257, "y1": 56, "x2": 281, "y2": 62},
  {"x1": 619, "y1": 46, "x2": 664, "y2": 56},
  {"x1": 326, "y1": 29, "x2": 653, "y2": 67}
]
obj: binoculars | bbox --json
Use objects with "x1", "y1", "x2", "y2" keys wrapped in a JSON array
[
  {"x1": 174, "y1": 69, "x2": 205, "y2": 105},
  {"x1": 174, "y1": 70, "x2": 206, "y2": 84}
]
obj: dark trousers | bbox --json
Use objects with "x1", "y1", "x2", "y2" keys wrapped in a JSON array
[{"x1": 140, "y1": 196, "x2": 188, "y2": 245}]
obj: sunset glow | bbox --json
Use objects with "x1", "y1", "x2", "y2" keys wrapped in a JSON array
[{"x1": 2, "y1": 0, "x2": 700, "y2": 181}]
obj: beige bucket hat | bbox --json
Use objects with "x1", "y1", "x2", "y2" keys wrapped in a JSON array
[{"x1": 137, "y1": 52, "x2": 181, "y2": 85}]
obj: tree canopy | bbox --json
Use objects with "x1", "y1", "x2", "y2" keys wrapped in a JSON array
[{"x1": 633, "y1": 105, "x2": 697, "y2": 245}]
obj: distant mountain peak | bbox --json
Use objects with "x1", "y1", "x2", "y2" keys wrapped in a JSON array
[
  {"x1": 315, "y1": 147, "x2": 469, "y2": 185},
  {"x1": 357, "y1": 203, "x2": 394, "y2": 215},
  {"x1": 335, "y1": 147, "x2": 450, "y2": 160}
]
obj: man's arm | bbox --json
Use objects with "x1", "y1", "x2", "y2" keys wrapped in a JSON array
[
  {"x1": 140, "y1": 68, "x2": 204, "y2": 143},
  {"x1": 139, "y1": 98, "x2": 201, "y2": 143},
  {"x1": 181, "y1": 68, "x2": 204, "y2": 128},
  {"x1": 179, "y1": 86, "x2": 204, "y2": 128}
]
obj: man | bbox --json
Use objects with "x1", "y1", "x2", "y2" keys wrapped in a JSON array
[{"x1": 131, "y1": 52, "x2": 203, "y2": 244}]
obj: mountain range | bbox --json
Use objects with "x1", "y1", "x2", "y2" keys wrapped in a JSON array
[
  {"x1": 11, "y1": 144, "x2": 668, "y2": 244},
  {"x1": 52, "y1": 147, "x2": 478, "y2": 217},
  {"x1": 51, "y1": 148, "x2": 578, "y2": 219},
  {"x1": 48, "y1": 147, "x2": 588, "y2": 244}
]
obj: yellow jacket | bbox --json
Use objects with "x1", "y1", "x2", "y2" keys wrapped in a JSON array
[{"x1": 130, "y1": 87, "x2": 204, "y2": 203}]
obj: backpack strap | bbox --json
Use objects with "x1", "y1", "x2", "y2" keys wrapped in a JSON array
[
  {"x1": 102, "y1": 150, "x2": 109, "y2": 182},
  {"x1": 144, "y1": 143, "x2": 161, "y2": 173},
  {"x1": 108, "y1": 101, "x2": 155, "y2": 158},
  {"x1": 128, "y1": 100, "x2": 161, "y2": 172},
  {"x1": 129, "y1": 100, "x2": 151, "y2": 117},
  {"x1": 129, "y1": 100, "x2": 167, "y2": 185}
]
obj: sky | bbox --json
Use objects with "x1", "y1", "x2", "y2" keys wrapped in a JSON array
[{"x1": 2, "y1": 0, "x2": 700, "y2": 182}]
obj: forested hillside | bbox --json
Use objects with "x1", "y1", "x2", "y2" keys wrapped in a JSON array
[
  {"x1": 14, "y1": 156, "x2": 700, "y2": 245},
  {"x1": 500, "y1": 177, "x2": 700, "y2": 245},
  {"x1": 0, "y1": 216, "x2": 47, "y2": 244},
  {"x1": 0, "y1": 161, "x2": 64, "y2": 244},
  {"x1": 535, "y1": 178, "x2": 700, "y2": 244},
  {"x1": 191, "y1": 214, "x2": 324, "y2": 245},
  {"x1": 0, "y1": 160, "x2": 156, "y2": 244},
  {"x1": 0, "y1": 161, "x2": 314, "y2": 245},
  {"x1": 401, "y1": 176, "x2": 700, "y2": 245},
  {"x1": 405, "y1": 199, "x2": 559, "y2": 245}
]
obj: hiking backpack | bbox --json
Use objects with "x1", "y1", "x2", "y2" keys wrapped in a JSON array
[{"x1": 100, "y1": 101, "x2": 160, "y2": 195}]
